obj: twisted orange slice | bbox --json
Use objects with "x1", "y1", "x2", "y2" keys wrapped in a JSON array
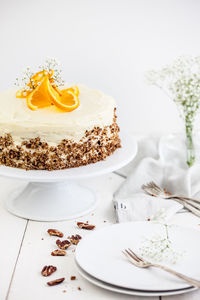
[
  {"x1": 49, "y1": 85, "x2": 79, "y2": 112},
  {"x1": 27, "y1": 77, "x2": 79, "y2": 112},
  {"x1": 52, "y1": 85, "x2": 79, "y2": 97},
  {"x1": 64, "y1": 85, "x2": 79, "y2": 96},
  {"x1": 16, "y1": 70, "x2": 54, "y2": 98},
  {"x1": 16, "y1": 67, "x2": 79, "y2": 112},
  {"x1": 27, "y1": 76, "x2": 54, "y2": 110},
  {"x1": 16, "y1": 90, "x2": 30, "y2": 98}
]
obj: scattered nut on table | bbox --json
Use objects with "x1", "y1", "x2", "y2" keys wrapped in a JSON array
[
  {"x1": 77, "y1": 222, "x2": 95, "y2": 230},
  {"x1": 56, "y1": 239, "x2": 71, "y2": 250},
  {"x1": 47, "y1": 229, "x2": 63, "y2": 237},
  {"x1": 47, "y1": 277, "x2": 65, "y2": 286},
  {"x1": 41, "y1": 265, "x2": 57, "y2": 277},
  {"x1": 51, "y1": 249, "x2": 66, "y2": 256},
  {"x1": 69, "y1": 234, "x2": 82, "y2": 245}
]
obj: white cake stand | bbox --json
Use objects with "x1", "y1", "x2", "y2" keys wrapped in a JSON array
[{"x1": 1, "y1": 134, "x2": 137, "y2": 221}]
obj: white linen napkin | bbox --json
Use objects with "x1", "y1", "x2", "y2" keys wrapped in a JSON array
[{"x1": 114, "y1": 134, "x2": 200, "y2": 222}]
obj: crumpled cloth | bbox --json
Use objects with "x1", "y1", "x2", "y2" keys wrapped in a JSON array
[{"x1": 114, "y1": 134, "x2": 200, "y2": 222}]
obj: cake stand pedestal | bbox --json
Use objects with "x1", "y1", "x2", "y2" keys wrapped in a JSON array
[
  {"x1": 0, "y1": 134, "x2": 137, "y2": 221},
  {"x1": 6, "y1": 182, "x2": 97, "y2": 221}
]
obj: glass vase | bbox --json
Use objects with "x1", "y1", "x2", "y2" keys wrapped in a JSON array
[{"x1": 185, "y1": 120, "x2": 195, "y2": 167}]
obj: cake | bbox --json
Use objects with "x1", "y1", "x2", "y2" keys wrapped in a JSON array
[{"x1": 0, "y1": 61, "x2": 121, "y2": 170}]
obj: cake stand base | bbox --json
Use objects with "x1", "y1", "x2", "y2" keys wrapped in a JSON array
[{"x1": 5, "y1": 182, "x2": 97, "y2": 221}]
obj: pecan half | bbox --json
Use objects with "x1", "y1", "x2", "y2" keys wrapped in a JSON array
[
  {"x1": 47, "y1": 229, "x2": 63, "y2": 238},
  {"x1": 41, "y1": 265, "x2": 57, "y2": 276},
  {"x1": 51, "y1": 249, "x2": 66, "y2": 256},
  {"x1": 69, "y1": 234, "x2": 82, "y2": 245},
  {"x1": 70, "y1": 276, "x2": 76, "y2": 280},
  {"x1": 56, "y1": 239, "x2": 71, "y2": 250},
  {"x1": 77, "y1": 222, "x2": 95, "y2": 230},
  {"x1": 47, "y1": 277, "x2": 65, "y2": 286}
]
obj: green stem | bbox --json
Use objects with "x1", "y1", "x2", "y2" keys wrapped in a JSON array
[{"x1": 185, "y1": 116, "x2": 195, "y2": 167}]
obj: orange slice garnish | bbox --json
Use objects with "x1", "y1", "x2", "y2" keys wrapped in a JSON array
[
  {"x1": 26, "y1": 76, "x2": 55, "y2": 110},
  {"x1": 29, "y1": 70, "x2": 54, "y2": 88},
  {"x1": 16, "y1": 89, "x2": 31, "y2": 98},
  {"x1": 17, "y1": 70, "x2": 54, "y2": 98},
  {"x1": 16, "y1": 67, "x2": 79, "y2": 112},
  {"x1": 48, "y1": 83, "x2": 79, "y2": 112},
  {"x1": 52, "y1": 85, "x2": 79, "y2": 97},
  {"x1": 65, "y1": 85, "x2": 79, "y2": 96},
  {"x1": 50, "y1": 83, "x2": 62, "y2": 96}
]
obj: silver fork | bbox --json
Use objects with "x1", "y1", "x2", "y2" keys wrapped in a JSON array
[
  {"x1": 123, "y1": 248, "x2": 200, "y2": 288},
  {"x1": 142, "y1": 181, "x2": 200, "y2": 217},
  {"x1": 142, "y1": 181, "x2": 200, "y2": 202}
]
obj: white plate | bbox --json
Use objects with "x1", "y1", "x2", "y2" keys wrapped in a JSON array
[
  {"x1": 76, "y1": 261, "x2": 196, "y2": 297},
  {"x1": 0, "y1": 133, "x2": 137, "y2": 182},
  {"x1": 75, "y1": 222, "x2": 200, "y2": 292}
]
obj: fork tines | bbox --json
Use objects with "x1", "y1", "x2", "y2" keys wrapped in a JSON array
[
  {"x1": 142, "y1": 181, "x2": 163, "y2": 196},
  {"x1": 123, "y1": 248, "x2": 144, "y2": 264}
]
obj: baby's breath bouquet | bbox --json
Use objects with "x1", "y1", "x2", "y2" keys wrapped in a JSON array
[{"x1": 146, "y1": 57, "x2": 200, "y2": 167}]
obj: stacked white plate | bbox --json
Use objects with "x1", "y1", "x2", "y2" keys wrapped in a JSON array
[{"x1": 75, "y1": 222, "x2": 200, "y2": 296}]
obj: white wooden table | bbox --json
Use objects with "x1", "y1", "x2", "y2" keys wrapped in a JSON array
[{"x1": 1, "y1": 171, "x2": 200, "y2": 300}]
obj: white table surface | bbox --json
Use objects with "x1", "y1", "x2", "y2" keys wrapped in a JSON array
[{"x1": 1, "y1": 171, "x2": 200, "y2": 300}]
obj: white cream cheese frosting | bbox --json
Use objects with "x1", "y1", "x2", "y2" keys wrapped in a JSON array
[{"x1": 0, "y1": 84, "x2": 116, "y2": 144}]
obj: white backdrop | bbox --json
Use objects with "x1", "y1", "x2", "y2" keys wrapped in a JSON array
[{"x1": 1, "y1": 0, "x2": 200, "y2": 135}]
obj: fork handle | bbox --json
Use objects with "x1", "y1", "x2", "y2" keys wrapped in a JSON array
[
  {"x1": 170, "y1": 195, "x2": 200, "y2": 204},
  {"x1": 183, "y1": 199, "x2": 200, "y2": 210},
  {"x1": 173, "y1": 198, "x2": 200, "y2": 217},
  {"x1": 152, "y1": 263, "x2": 200, "y2": 288},
  {"x1": 175, "y1": 197, "x2": 200, "y2": 211}
]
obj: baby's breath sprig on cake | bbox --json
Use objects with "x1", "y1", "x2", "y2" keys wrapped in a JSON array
[
  {"x1": 15, "y1": 66, "x2": 35, "y2": 94},
  {"x1": 146, "y1": 56, "x2": 200, "y2": 167},
  {"x1": 14, "y1": 57, "x2": 65, "y2": 94}
]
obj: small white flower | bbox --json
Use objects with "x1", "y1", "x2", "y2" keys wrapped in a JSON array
[{"x1": 139, "y1": 224, "x2": 183, "y2": 264}]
